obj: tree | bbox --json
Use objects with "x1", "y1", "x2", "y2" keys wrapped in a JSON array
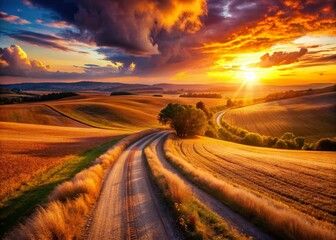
[
  {"x1": 158, "y1": 103, "x2": 207, "y2": 138},
  {"x1": 196, "y1": 101, "x2": 211, "y2": 119},
  {"x1": 243, "y1": 133, "x2": 263, "y2": 146},
  {"x1": 196, "y1": 101, "x2": 205, "y2": 110},
  {"x1": 226, "y1": 98, "x2": 234, "y2": 107},
  {"x1": 281, "y1": 132, "x2": 296, "y2": 140},
  {"x1": 315, "y1": 138, "x2": 336, "y2": 151},
  {"x1": 274, "y1": 139, "x2": 288, "y2": 149}
]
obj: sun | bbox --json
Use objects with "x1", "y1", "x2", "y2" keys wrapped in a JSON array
[{"x1": 244, "y1": 71, "x2": 257, "y2": 84}]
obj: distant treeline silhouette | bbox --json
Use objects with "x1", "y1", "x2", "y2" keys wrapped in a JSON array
[
  {"x1": 0, "y1": 92, "x2": 78, "y2": 105},
  {"x1": 179, "y1": 93, "x2": 222, "y2": 98},
  {"x1": 265, "y1": 85, "x2": 335, "y2": 102},
  {"x1": 110, "y1": 91, "x2": 134, "y2": 96}
]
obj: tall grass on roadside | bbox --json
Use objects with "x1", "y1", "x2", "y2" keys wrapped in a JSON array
[
  {"x1": 5, "y1": 129, "x2": 158, "y2": 240},
  {"x1": 145, "y1": 144, "x2": 246, "y2": 240},
  {"x1": 164, "y1": 135, "x2": 336, "y2": 240}
]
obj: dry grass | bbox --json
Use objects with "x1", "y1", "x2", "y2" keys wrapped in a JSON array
[
  {"x1": 164, "y1": 135, "x2": 336, "y2": 239},
  {"x1": 224, "y1": 92, "x2": 336, "y2": 141},
  {"x1": 145, "y1": 144, "x2": 246, "y2": 240},
  {"x1": 5, "y1": 129, "x2": 158, "y2": 239},
  {"x1": 0, "y1": 122, "x2": 131, "y2": 201}
]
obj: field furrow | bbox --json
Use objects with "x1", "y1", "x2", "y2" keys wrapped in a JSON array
[{"x1": 166, "y1": 136, "x2": 336, "y2": 223}]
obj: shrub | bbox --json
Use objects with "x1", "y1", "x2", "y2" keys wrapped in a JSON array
[
  {"x1": 303, "y1": 142, "x2": 315, "y2": 150},
  {"x1": 205, "y1": 128, "x2": 218, "y2": 139},
  {"x1": 243, "y1": 133, "x2": 263, "y2": 146},
  {"x1": 274, "y1": 139, "x2": 288, "y2": 149},
  {"x1": 264, "y1": 137, "x2": 278, "y2": 147},
  {"x1": 294, "y1": 137, "x2": 305, "y2": 149},
  {"x1": 281, "y1": 132, "x2": 296, "y2": 140},
  {"x1": 315, "y1": 138, "x2": 336, "y2": 151}
]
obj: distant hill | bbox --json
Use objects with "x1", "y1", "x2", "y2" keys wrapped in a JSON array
[
  {"x1": 0, "y1": 81, "x2": 162, "y2": 93},
  {"x1": 1, "y1": 81, "x2": 334, "y2": 94}
]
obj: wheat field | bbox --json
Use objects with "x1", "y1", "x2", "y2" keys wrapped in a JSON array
[
  {"x1": 224, "y1": 92, "x2": 336, "y2": 141},
  {"x1": 165, "y1": 136, "x2": 336, "y2": 224},
  {"x1": 0, "y1": 121, "x2": 130, "y2": 201}
]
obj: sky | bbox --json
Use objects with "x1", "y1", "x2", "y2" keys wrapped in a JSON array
[{"x1": 0, "y1": 0, "x2": 335, "y2": 85}]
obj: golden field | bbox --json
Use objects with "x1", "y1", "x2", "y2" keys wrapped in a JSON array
[
  {"x1": 0, "y1": 121, "x2": 130, "y2": 201},
  {"x1": 224, "y1": 92, "x2": 336, "y2": 141},
  {"x1": 165, "y1": 136, "x2": 336, "y2": 224}
]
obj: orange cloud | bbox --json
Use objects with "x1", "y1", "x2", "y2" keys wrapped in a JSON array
[
  {"x1": 201, "y1": 1, "x2": 335, "y2": 55},
  {"x1": 36, "y1": 19, "x2": 70, "y2": 28},
  {"x1": 0, "y1": 11, "x2": 30, "y2": 24},
  {"x1": 0, "y1": 45, "x2": 50, "y2": 76}
]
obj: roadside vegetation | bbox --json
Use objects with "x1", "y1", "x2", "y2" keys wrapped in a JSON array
[
  {"x1": 163, "y1": 135, "x2": 336, "y2": 239},
  {"x1": 0, "y1": 137, "x2": 121, "y2": 236},
  {"x1": 4, "y1": 129, "x2": 157, "y2": 239},
  {"x1": 0, "y1": 122, "x2": 128, "y2": 203},
  {"x1": 145, "y1": 144, "x2": 246, "y2": 240},
  {"x1": 219, "y1": 118, "x2": 336, "y2": 151}
]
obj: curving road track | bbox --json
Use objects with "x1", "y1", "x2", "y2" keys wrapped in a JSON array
[
  {"x1": 86, "y1": 132, "x2": 180, "y2": 240},
  {"x1": 215, "y1": 110, "x2": 226, "y2": 128}
]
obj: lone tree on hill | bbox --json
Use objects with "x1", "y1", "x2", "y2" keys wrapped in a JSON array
[{"x1": 158, "y1": 103, "x2": 207, "y2": 138}]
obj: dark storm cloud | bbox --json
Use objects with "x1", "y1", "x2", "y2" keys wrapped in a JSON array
[
  {"x1": 254, "y1": 48, "x2": 308, "y2": 68},
  {"x1": 5, "y1": 30, "x2": 82, "y2": 52},
  {"x1": 25, "y1": 0, "x2": 207, "y2": 56},
  {"x1": 292, "y1": 54, "x2": 336, "y2": 69}
]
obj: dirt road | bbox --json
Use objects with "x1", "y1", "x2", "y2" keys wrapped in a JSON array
[
  {"x1": 86, "y1": 132, "x2": 179, "y2": 240},
  {"x1": 215, "y1": 110, "x2": 226, "y2": 128}
]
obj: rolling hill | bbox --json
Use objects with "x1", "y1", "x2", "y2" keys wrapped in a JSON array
[
  {"x1": 224, "y1": 92, "x2": 336, "y2": 141},
  {"x1": 0, "y1": 93, "x2": 229, "y2": 130}
]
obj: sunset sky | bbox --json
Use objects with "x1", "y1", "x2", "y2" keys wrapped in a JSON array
[{"x1": 0, "y1": 0, "x2": 335, "y2": 85}]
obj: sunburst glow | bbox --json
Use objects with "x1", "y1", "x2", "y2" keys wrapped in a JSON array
[{"x1": 244, "y1": 71, "x2": 257, "y2": 84}]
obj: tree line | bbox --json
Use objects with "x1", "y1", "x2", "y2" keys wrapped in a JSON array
[
  {"x1": 0, "y1": 92, "x2": 78, "y2": 105},
  {"x1": 179, "y1": 93, "x2": 222, "y2": 98}
]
